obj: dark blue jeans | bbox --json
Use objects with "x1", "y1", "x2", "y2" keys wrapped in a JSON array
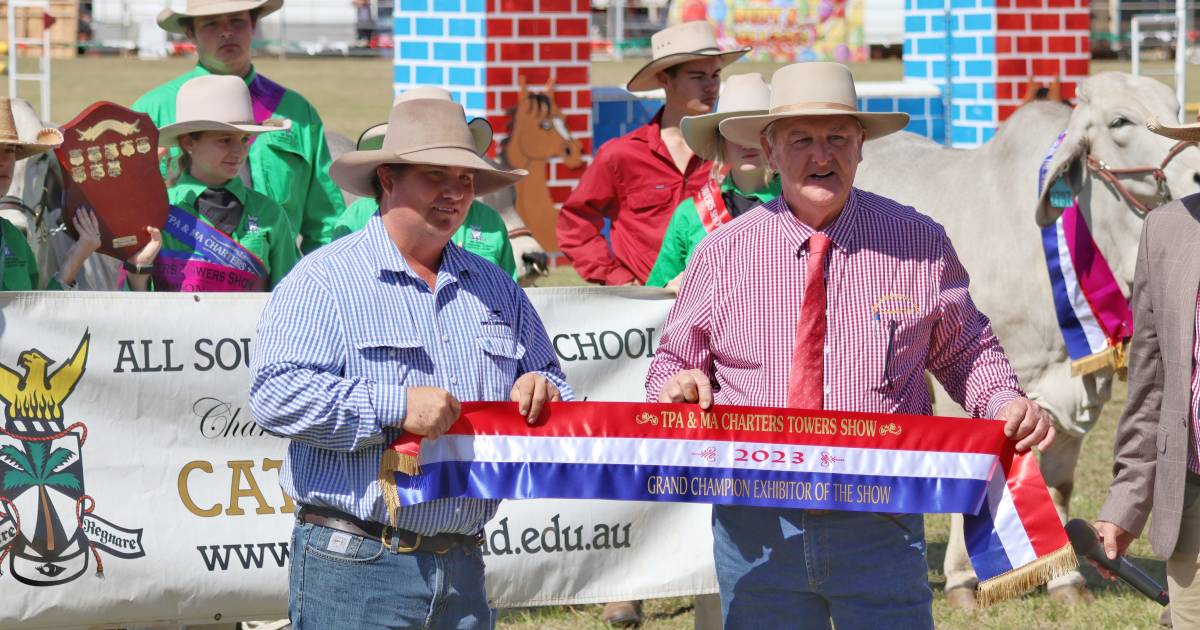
[
  {"x1": 289, "y1": 521, "x2": 493, "y2": 629},
  {"x1": 713, "y1": 506, "x2": 934, "y2": 630}
]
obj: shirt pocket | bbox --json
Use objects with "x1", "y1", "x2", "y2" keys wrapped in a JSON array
[
  {"x1": 476, "y1": 333, "x2": 527, "y2": 393},
  {"x1": 354, "y1": 336, "x2": 429, "y2": 385},
  {"x1": 872, "y1": 311, "x2": 933, "y2": 394},
  {"x1": 624, "y1": 185, "x2": 676, "y2": 216}
]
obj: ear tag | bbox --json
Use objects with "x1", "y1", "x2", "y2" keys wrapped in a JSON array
[{"x1": 1049, "y1": 177, "x2": 1073, "y2": 209}]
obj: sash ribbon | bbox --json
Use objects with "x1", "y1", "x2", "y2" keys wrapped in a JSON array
[
  {"x1": 382, "y1": 401, "x2": 1075, "y2": 605},
  {"x1": 153, "y1": 205, "x2": 268, "y2": 292}
]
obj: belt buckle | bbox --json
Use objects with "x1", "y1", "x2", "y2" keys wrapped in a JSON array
[{"x1": 382, "y1": 526, "x2": 421, "y2": 554}]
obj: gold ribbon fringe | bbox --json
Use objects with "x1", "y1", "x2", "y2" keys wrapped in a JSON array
[
  {"x1": 377, "y1": 449, "x2": 420, "y2": 529},
  {"x1": 976, "y1": 544, "x2": 1078, "y2": 607}
]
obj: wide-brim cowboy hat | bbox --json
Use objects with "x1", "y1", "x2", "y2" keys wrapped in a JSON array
[
  {"x1": 626, "y1": 21, "x2": 750, "y2": 93},
  {"x1": 719, "y1": 62, "x2": 910, "y2": 149},
  {"x1": 357, "y1": 87, "x2": 494, "y2": 155},
  {"x1": 0, "y1": 98, "x2": 62, "y2": 161},
  {"x1": 681, "y1": 72, "x2": 770, "y2": 160},
  {"x1": 1146, "y1": 117, "x2": 1200, "y2": 142},
  {"x1": 158, "y1": 74, "x2": 291, "y2": 146},
  {"x1": 332, "y1": 97, "x2": 525, "y2": 197},
  {"x1": 158, "y1": 0, "x2": 283, "y2": 34}
]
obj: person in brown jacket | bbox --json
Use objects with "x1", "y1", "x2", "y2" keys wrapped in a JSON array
[{"x1": 1095, "y1": 116, "x2": 1200, "y2": 629}]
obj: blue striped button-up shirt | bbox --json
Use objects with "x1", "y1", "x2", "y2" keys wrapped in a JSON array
[{"x1": 250, "y1": 214, "x2": 573, "y2": 535}]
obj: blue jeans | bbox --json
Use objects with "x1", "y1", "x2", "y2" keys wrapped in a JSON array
[
  {"x1": 713, "y1": 506, "x2": 933, "y2": 630},
  {"x1": 289, "y1": 521, "x2": 494, "y2": 629}
]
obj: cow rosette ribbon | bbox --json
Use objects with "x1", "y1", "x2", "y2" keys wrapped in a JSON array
[{"x1": 381, "y1": 402, "x2": 1075, "y2": 605}]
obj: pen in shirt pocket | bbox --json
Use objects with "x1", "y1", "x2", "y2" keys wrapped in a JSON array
[{"x1": 880, "y1": 316, "x2": 898, "y2": 389}]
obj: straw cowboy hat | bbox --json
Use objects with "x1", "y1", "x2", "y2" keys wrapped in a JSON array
[
  {"x1": 0, "y1": 98, "x2": 62, "y2": 160},
  {"x1": 331, "y1": 95, "x2": 525, "y2": 197},
  {"x1": 356, "y1": 87, "x2": 493, "y2": 155},
  {"x1": 158, "y1": 0, "x2": 283, "y2": 34},
  {"x1": 681, "y1": 73, "x2": 770, "y2": 161},
  {"x1": 158, "y1": 75, "x2": 291, "y2": 147},
  {"x1": 1146, "y1": 117, "x2": 1200, "y2": 142},
  {"x1": 626, "y1": 21, "x2": 751, "y2": 93},
  {"x1": 719, "y1": 62, "x2": 910, "y2": 148}
]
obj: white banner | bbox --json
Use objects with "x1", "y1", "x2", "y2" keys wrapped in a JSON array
[{"x1": 0, "y1": 288, "x2": 717, "y2": 629}]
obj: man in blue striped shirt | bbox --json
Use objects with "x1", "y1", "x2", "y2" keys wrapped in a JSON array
[{"x1": 250, "y1": 91, "x2": 573, "y2": 629}]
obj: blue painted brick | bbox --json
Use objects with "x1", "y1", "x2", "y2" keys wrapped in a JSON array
[
  {"x1": 952, "y1": 104, "x2": 963, "y2": 119},
  {"x1": 906, "y1": 119, "x2": 929, "y2": 137},
  {"x1": 415, "y1": 17, "x2": 443, "y2": 36},
  {"x1": 897, "y1": 97, "x2": 929, "y2": 116},
  {"x1": 916, "y1": 0, "x2": 943, "y2": 10},
  {"x1": 917, "y1": 38, "x2": 946, "y2": 55},
  {"x1": 905, "y1": 15, "x2": 927, "y2": 32},
  {"x1": 400, "y1": 0, "x2": 427, "y2": 10},
  {"x1": 964, "y1": 60, "x2": 993, "y2": 77},
  {"x1": 394, "y1": 64, "x2": 411, "y2": 84},
  {"x1": 434, "y1": 0, "x2": 461, "y2": 11},
  {"x1": 931, "y1": 60, "x2": 947, "y2": 78},
  {"x1": 980, "y1": 37, "x2": 995, "y2": 54},
  {"x1": 978, "y1": 0, "x2": 994, "y2": 6},
  {"x1": 981, "y1": 126, "x2": 996, "y2": 142},
  {"x1": 861, "y1": 97, "x2": 897, "y2": 113},
  {"x1": 953, "y1": 125, "x2": 979, "y2": 145},
  {"x1": 930, "y1": 15, "x2": 959, "y2": 31},
  {"x1": 448, "y1": 67, "x2": 475, "y2": 86},
  {"x1": 415, "y1": 66, "x2": 444, "y2": 84},
  {"x1": 434, "y1": 42, "x2": 461, "y2": 61},
  {"x1": 952, "y1": 82, "x2": 977, "y2": 99},
  {"x1": 394, "y1": 18, "x2": 411, "y2": 35},
  {"x1": 950, "y1": 0, "x2": 976, "y2": 7},
  {"x1": 466, "y1": 91, "x2": 486, "y2": 110},
  {"x1": 929, "y1": 97, "x2": 945, "y2": 115},
  {"x1": 905, "y1": 0, "x2": 915, "y2": 9},
  {"x1": 981, "y1": 83, "x2": 995, "y2": 99},
  {"x1": 951, "y1": 36, "x2": 977, "y2": 54},
  {"x1": 465, "y1": 43, "x2": 485, "y2": 62},
  {"x1": 963, "y1": 14, "x2": 993, "y2": 30},
  {"x1": 903, "y1": 39, "x2": 913, "y2": 55},
  {"x1": 965, "y1": 105, "x2": 994, "y2": 121},
  {"x1": 400, "y1": 42, "x2": 429, "y2": 60},
  {"x1": 904, "y1": 60, "x2": 929, "y2": 78},
  {"x1": 465, "y1": 0, "x2": 485, "y2": 10},
  {"x1": 448, "y1": 18, "x2": 475, "y2": 36}
]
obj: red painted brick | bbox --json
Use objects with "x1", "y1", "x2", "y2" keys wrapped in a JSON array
[
  {"x1": 566, "y1": 113, "x2": 588, "y2": 134},
  {"x1": 577, "y1": 138, "x2": 592, "y2": 155},
  {"x1": 554, "y1": 163, "x2": 585, "y2": 180},
  {"x1": 518, "y1": 18, "x2": 551, "y2": 36},
  {"x1": 996, "y1": 13, "x2": 1026, "y2": 30},
  {"x1": 1065, "y1": 59, "x2": 1089, "y2": 76},
  {"x1": 1032, "y1": 58, "x2": 1060, "y2": 76},
  {"x1": 540, "y1": 0, "x2": 572, "y2": 11},
  {"x1": 501, "y1": 42, "x2": 534, "y2": 62},
  {"x1": 1047, "y1": 36, "x2": 1076, "y2": 53},
  {"x1": 553, "y1": 90, "x2": 572, "y2": 109},
  {"x1": 999, "y1": 104, "x2": 1018, "y2": 120},
  {"x1": 487, "y1": 42, "x2": 497, "y2": 62},
  {"x1": 489, "y1": 114, "x2": 512, "y2": 133},
  {"x1": 1048, "y1": 0, "x2": 1075, "y2": 6},
  {"x1": 556, "y1": 18, "x2": 588, "y2": 37},
  {"x1": 575, "y1": 89, "x2": 591, "y2": 109},
  {"x1": 996, "y1": 82, "x2": 1014, "y2": 100},
  {"x1": 549, "y1": 185, "x2": 572, "y2": 205},
  {"x1": 1060, "y1": 82, "x2": 1077, "y2": 100},
  {"x1": 576, "y1": 0, "x2": 589, "y2": 11},
  {"x1": 1015, "y1": 0, "x2": 1041, "y2": 8},
  {"x1": 487, "y1": 66, "x2": 513, "y2": 85},
  {"x1": 1065, "y1": 13, "x2": 1089, "y2": 30},
  {"x1": 487, "y1": 0, "x2": 496, "y2": 10},
  {"x1": 997, "y1": 59, "x2": 1027, "y2": 76},
  {"x1": 487, "y1": 18, "x2": 512, "y2": 37},
  {"x1": 555, "y1": 66, "x2": 589, "y2": 85},
  {"x1": 576, "y1": 42, "x2": 591, "y2": 59},
  {"x1": 1016, "y1": 36, "x2": 1043, "y2": 53},
  {"x1": 993, "y1": 36, "x2": 1012, "y2": 53},
  {"x1": 1078, "y1": 35, "x2": 1089, "y2": 50},
  {"x1": 500, "y1": 0, "x2": 533, "y2": 10},
  {"x1": 996, "y1": 0, "x2": 1012, "y2": 7},
  {"x1": 1030, "y1": 14, "x2": 1061, "y2": 30},
  {"x1": 499, "y1": 89, "x2": 520, "y2": 109},
  {"x1": 517, "y1": 66, "x2": 552, "y2": 85},
  {"x1": 540, "y1": 42, "x2": 574, "y2": 61}
]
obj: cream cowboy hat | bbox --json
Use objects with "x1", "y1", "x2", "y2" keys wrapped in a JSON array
[
  {"x1": 331, "y1": 96, "x2": 525, "y2": 197},
  {"x1": 0, "y1": 98, "x2": 62, "y2": 161},
  {"x1": 681, "y1": 73, "x2": 770, "y2": 161},
  {"x1": 1146, "y1": 117, "x2": 1200, "y2": 142},
  {"x1": 158, "y1": 75, "x2": 291, "y2": 147},
  {"x1": 356, "y1": 87, "x2": 493, "y2": 155},
  {"x1": 158, "y1": 0, "x2": 283, "y2": 34},
  {"x1": 719, "y1": 63, "x2": 910, "y2": 148},
  {"x1": 626, "y1": 21, "x2": 751, "y2": 93}
]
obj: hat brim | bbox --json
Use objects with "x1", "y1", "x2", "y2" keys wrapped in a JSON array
[
  {"x1": 330, "y1": 146, "x2": 527, "y2": 197},
  {"x1": 157, "y1": 0, "x2": 283, "y2": 34},
  {"x1": 719, "y1": 110, "x2": 911, "y2": 148},
  {"x1": 2, "y1": 127, "x2": 64, "y2": 161},
  {"x1": 681, "y1": 109, "x2": 768, "y2": 161},
  {"x1": 1147, "y1": 118, "x2": 1200, "y2": 142},
  {"x1": 626, "y1": 48, "x2": 751, "y2": 93},
  {"x1": 357, "y1": 118, "x2": 493, "y2": 155},
  {"x1": 159, "y1": 118, "x2": 291, "y2": 146}
]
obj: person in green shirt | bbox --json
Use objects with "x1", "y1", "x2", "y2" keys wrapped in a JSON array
[
  {"x1": 332, "y1": 90, "x2": 518, "y2": 280},
  {"x1": 132, "y1": 0, "x2": 345, "y2": 253},
  {"x1": 646, "y1": 73, "x2": 780, "y2": 292},
  {"x1": 127, "y1": 74, "x2": 300, "y2": 292}
]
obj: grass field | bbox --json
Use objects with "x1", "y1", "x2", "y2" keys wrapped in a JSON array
[{"x1": 5, "y1": 53, "x2": 1178, "y2": 628}]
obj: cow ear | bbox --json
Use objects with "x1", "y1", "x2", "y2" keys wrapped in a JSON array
[{"x1": 1036, "y1": 112, "x2": 1088, "y2": 227}]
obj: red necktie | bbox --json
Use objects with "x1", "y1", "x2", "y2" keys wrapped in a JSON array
[{"x1": 787, "y1": 233, "x2": 832, "y2": 409}]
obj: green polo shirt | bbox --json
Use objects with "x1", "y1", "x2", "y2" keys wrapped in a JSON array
[
  {"x1": 132, "y1": 63, "x2": 345, "y2": 253},
  {"x1": 333, "y1": 197, "x2": 517, "y2": 280},
  {"x1": 163, "y1": 173, "x2": 301, "y2": 289},
  {"x1": 1, "y1": 217, "x2": 48, "y2": 290},
  {"x1": 645, "y1": 175, "x2": 781, "y2": 288}
]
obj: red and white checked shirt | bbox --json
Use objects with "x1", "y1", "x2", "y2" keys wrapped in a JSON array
[{"x1": 645, "y1": 190, "x2": 1024, "y2": 418}]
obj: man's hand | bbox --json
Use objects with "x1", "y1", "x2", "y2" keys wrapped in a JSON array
[
  {"x1": 996, "y1": 397, "x2": 1055, "y2": 452},
  {"x1": 658, "y1": 369, "x2": 713, "y2": 409},
  {"x1": 404, "y1": 387, "x2": 461, "y2": 439},
  {"x1": 1092, "y1": 520, "x2": 1137, "y2": 580},
  {"x1": 510, "y1": 373, "x2": 562, "y2": 424}
]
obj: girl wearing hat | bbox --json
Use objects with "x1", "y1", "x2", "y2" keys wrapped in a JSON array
[
  {"x1": 646, "y1": 73, "x2": 780, "y2": 292},
  {"x1": 128, "y1": 74, "x2": 300, "y2": 292},
  {"x1": 0, "y1": 98, "x2": 146, "y2": 290}
]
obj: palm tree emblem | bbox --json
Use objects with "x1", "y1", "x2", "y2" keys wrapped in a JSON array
[{"x1": 1, "y1": 442, "x2": 80, "y2": 551}]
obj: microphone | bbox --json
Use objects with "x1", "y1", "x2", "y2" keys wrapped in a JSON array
[{"x1": 1065, "y1": 519, "x2": 1169, "y2": 606}]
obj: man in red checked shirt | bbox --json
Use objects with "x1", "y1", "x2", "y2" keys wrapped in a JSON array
[
  {"x1": 556, "y1": 21, "x2": 749, "y2": 286},
  {"x1": 645, "y1": 63, "x2": 1057, "y2": 628}
]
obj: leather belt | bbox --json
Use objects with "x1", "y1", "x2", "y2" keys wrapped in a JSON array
[{"x1": 297, "y1": 505, "x2": 482, "y2": 555}]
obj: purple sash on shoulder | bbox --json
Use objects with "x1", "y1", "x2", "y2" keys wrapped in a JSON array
[
  {"x1": 152, "y1": 205, "x2": 268, "y2": 292},
  {"x1": 247, "y1": 74, "x2": 287, "y2": 147}
]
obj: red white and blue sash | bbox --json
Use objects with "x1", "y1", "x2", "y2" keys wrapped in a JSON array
[
  {"x1": 381, "y1": 402, "x2": 1076, "y2": 605},
  {"x1": 153, "y1": 205, "x2": 268, "y2": 292},
  {"x1": 1039, "y1": 133, "x2": 1133, "y2": 375}
]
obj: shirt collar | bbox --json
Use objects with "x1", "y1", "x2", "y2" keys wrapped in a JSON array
[
  {"x1": 363, "y1": 213, "x2": 470, "y2": 286},
  {"x1": 174, "y1": 173, "x2": 250, "y2": 207},
  {"x1": 193, "y1": 62, "x2": 258, "y2": 86},
  {"x1": 722, "y1": 173, "x2": 783, "y2": 202},
  {"x1": 770, "y1": 188, "x2": 861, "y2": 255}
]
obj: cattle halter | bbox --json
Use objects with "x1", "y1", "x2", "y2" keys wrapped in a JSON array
[{"x1": 1086, "y1": 139, "x2": 1196, "y2": 215}]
